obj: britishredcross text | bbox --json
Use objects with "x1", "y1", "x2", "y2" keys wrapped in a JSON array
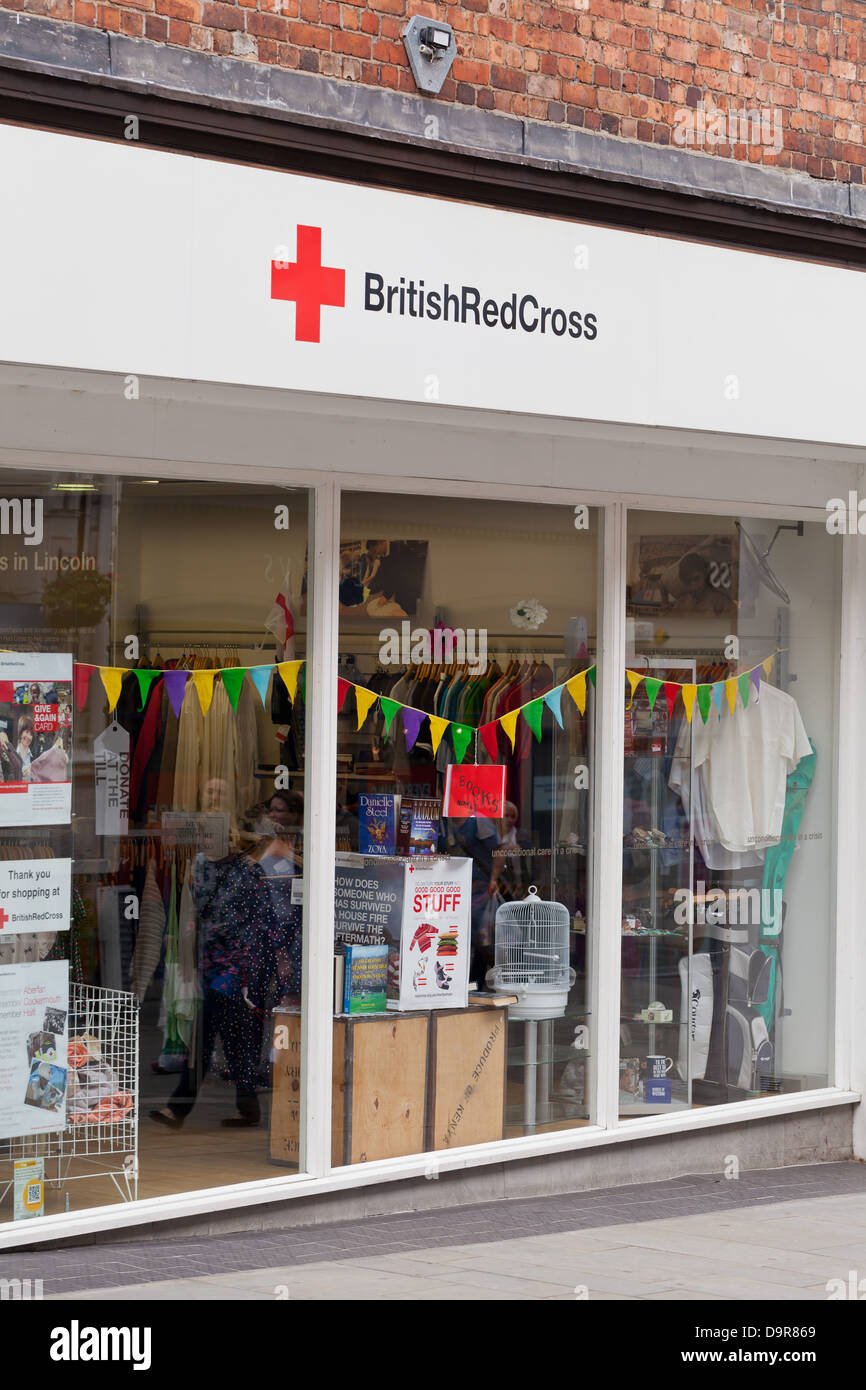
[{"x1": 364, "y1": 274, "x2": 598, "y2": 340}]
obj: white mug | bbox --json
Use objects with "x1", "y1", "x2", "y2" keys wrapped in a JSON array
[{"x1": 647, "y1": 1054, "x2": 673, "y2": 1078}]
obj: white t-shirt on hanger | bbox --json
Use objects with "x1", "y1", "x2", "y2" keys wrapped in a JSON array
[{"x1": 670, "y1": 682, "x2": 812, "y2": 857}]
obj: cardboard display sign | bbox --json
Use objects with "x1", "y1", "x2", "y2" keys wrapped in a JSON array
[
  {"x1": 390, "y1": 857, "x2": 472, "y2": 1011},
  {"x1": 443, "y1": 763, "x2": 506, "y2": 819}
]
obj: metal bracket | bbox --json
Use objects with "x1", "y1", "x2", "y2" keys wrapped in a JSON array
[{"x1": 403, "y1": 15, "x2": 457, "y2": 96}]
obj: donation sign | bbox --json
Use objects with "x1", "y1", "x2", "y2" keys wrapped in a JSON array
[
  {"x1": 443, "y1": 764, "x2": 506, "y2": 819},
  {"x1": 391, "y1": 857, "x2": 472, "y2": 1011},
  {"x1": 0, "y1": 959, "x2": 69, "y2": 1139},
  {"x1": 0, "y1": 858, "x2": 71, "y2": 936}
]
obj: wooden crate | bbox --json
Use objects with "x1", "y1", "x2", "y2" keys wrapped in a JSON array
[
  {"x1": 427, "y1": 1003, "x2": 508, "y2": 1151},
  {"x1": 270, "y1": 1011, "x2": 428, "y2": 1167}
]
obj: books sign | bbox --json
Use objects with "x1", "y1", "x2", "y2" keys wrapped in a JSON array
[{"x1": 443, "y1": 763, "x2": 506, "y2": 819}]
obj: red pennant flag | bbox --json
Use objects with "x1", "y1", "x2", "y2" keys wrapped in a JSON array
[
  {"x1": 479, "y1": 722, "x2": 499, "y2": 761},
  {"x1": 74, "y1": 663, "x2": 95, "y2": 712},
  {"x1": 663, "y1": 682, "x2": 679, "y2": 718},
  {"x1": 337, "y1": 678, "x2": 351, "y2": 713}
]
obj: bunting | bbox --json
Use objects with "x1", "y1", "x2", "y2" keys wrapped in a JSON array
[{"x1": 72, "y1": 652, "x2": 781, "y2": 757}]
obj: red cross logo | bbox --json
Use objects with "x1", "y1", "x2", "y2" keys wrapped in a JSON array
[
  {"x1": 271, "y1": 226, "x2": 346, "y2": 344},
  {"x1": 0, "y1": 906, "x2": 9, "y2": 931}
]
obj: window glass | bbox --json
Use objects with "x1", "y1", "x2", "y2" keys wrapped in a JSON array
[
  {"x1": 0, "y1": 471, "x2": 308, "y2": 1222},
  {"x1": 620, "y1": 511, "x2": 839, "y2": 1114},
  {"x1": 327, "y1": 492, "x2": 598, "y2": 1165}
]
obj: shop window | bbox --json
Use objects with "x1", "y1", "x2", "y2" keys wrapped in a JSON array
[
  {"x1": 0, "y1": 472, "x2": 309, "y2": 1219},
  {"x1": 300, "y1": 491, "x2": 598, "y2": 1165},
  {"x1": 619, "y1": 511, "x2": 839, "y2": 1115}
]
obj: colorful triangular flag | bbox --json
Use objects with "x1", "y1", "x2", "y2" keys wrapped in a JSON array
[
  {"x1": 402, "y1": 707, "x2": 424, "y2": 752},
  {"x1": 625, "y1": 670, "x2": 644, "y2": 709},
  {"x1": 428, "y1": 715, "x2": 449, "y2": 756},
  {"x1": 337, "y1": 677, "x2": 352, "y2": 714},
  {"x1": 566, "y1": 673, "x2": 587, "y2": 716},
  {"x1": 451, "y1": 724, "x2": 473, "y2": 764},
  {"x1": 725, "y1": 676, "x2": 738, "y2": 716},
  {"x1": 99, "y1": 667, "x2": 126, "y2": 714},
  {"x1": 74, "y1": 663, "x2": 95, "y2": 712},
  {"x1": 711, "y1": 682, "x2": 724, "y2": 717},
  {"x1": 644, "y1": 677, "x2": 662, "y2": 713},
  {"x1": 380, "y1": 697, "x2": 400, "y2": 737},
  {"x1": 133, "y1": 669, "x2": 158, "y2": 711},
  {"x1": 500, "y1": 709, "x2": 519, "y2": 750},
  {"x1": 355, "y1": 685, "x2": 378, "y2": 731},
  {"x1": 191, "y1": 670, "x2": 216, "y2": 717},
  {"x1": 543, "y1": 684, "x2": 565, "y2": 728},
  {"x1": 248, "y1": 665, "x2": 272, "y2": 709},
  {"x1": 479, "y1": 722, "x2": 499, "y2": 761},
  {"x1": 164, "y1": 669, "x2": 189, "y2": 719},
  {"x1": 737, "y1": 673, "x2": 751, "y2": 709},
  {"x1": 221, "y1": 667, "x2": 247, "y2": 712},
  {"x1": 278, "y1": 660, "x2": 303, "y2": 705},
  {"x1": 522, "y1": 698, "x2": 544, "y2": 742},
  {"x1": 697, "y1": 684, "x2": 712, "y2": 724},
  {"x1": 663, "y1": 682, "x2": 679, "y2": 718},
  {"x1": 681, "y1": 684, "x2": 698, "y2": 724}
]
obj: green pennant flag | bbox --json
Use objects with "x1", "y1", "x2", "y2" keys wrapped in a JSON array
[
  {"x1": 697, "y1": 684, "x2": 712, "y2": 724},
  {"x1": 738, "y1": 673, "x2": 750, "y2": 709},
  {"x1": 522, "y1": 698, "x2": 544, "y2": 742},
  {"x1": 587, "y1": 665, "x2": 597, "y2": 687},
  {"x1": 451, "y1": 723, "x2": 473, "y2": 764},
  {"x1": 299, "y1": 664, "x2": 306, "y2": 702},
  {"x1": 380, "y1": 697, "x2": 400, "y2": 738},
  {"x1": 644, "y1": 677, "x2": 662, "y2": 713},
  {"x1": 221, "y1": 667, "x2": 248, "y2": 712},
  {"x1": 133, "y1": 669, "x2": 159, "y2": 711}
]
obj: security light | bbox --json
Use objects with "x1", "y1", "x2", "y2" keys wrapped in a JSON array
[{"x1": 403, "y1": 15, "x2": 457, "y2": 96}]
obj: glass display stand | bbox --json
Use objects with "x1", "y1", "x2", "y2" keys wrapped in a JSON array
[{"x1": 620, "y1": 657, "x2": 695, "y2": 1116}]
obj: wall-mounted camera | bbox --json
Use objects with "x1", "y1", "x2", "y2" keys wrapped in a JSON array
[{"x1": 403, "y1": 15, "x2": 457, "y2": 95}]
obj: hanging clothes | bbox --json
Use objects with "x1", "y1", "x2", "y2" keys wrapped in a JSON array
[{"x1": 130, "y1": 858, "x2": 166, "y2": 1000}]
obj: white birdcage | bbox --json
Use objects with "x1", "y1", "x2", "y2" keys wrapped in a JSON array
[{"x1": 486, "y1": 885, "x2": 575, "y2": 1020}]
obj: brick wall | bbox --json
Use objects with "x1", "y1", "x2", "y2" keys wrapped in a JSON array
[{"x1": 3, "y1": 0, "x2": 865, "y2": 181}]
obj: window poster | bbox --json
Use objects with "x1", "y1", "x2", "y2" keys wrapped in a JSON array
[
  {"x1": 391, "y1": 857, "x2": 472, "y2": 1011},
  {"x1": 0, "y1": 858, "x2": 71, "y2": 936},
  {"x1": 0, "y1": 959, "x2": 70, "y2": 1139},
  {"x1": 0, "y1": 652, "x2": 73, "y2": 826}
]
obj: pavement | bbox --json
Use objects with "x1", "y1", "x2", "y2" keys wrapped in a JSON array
[{"x1": 5, "y1": 1160, "x2": 866, "y2": 1301}]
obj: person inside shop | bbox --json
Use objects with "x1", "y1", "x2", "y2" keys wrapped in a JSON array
[
  {"x1": 251, "y1": 791, "x2": 304, "y2": 1008},
  {"x1": 16, "y1": 715, "x2": 34, "y2": 780},
  {"x1": 150, "y1": 838, "x2": 285, "y2": 1132},
  {"x1": 0, "y1": 730, "x2": 24, "y2": 783},
  {"x1": 439, "y1": 813, "x2": 500, "y2": 988},
  {"x1": 489, "y1": 800, "x2": 535, "y2": 903}
]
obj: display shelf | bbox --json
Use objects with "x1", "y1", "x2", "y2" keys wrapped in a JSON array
[
  {"x1": 621, "y1": 928, "x2": 687, "y2": 938},
  {"x1": 507, "y1": 1043, "x2": 590, "y2": 1068},
  {"x1": 505, "y1": 1099, "x2": 587, "y2": 1128},
  {"x1": 618, "y1": 1093, "x2": 691, "y2": 1116},
  {"x1": 621, "y1": 1016, "x2": 688, "y2": 1027}
]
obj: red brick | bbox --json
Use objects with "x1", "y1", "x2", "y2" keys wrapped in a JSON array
[
  {"x1": 246, "y1": 11, "x2": 288, "y2": 38},
  {"x1": 201, "y1": 0, "x2": 243, "y2": 30},
  {"x1": 156, "y1": 0, "x2": 200, "y2": 20},
  {"x1": 491, "y1": 63, "x2": 526, "y2": 92},
  {"x1": 333, "y1": 29, "x2": 370, "y2": 57}
]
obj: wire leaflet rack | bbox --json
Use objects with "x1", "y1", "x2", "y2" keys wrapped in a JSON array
[{"x1": 0, "y1": 983, "x2": 139, "y2": 1207}]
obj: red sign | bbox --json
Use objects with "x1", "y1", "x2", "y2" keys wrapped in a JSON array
[
  {"x1": 443, "y1": 763, "x2": 506, "y2": 819},
  {"x1": 271, "y1": 225, "x2": 346, "y2": 343},
  {"x1": 32, "y1": 703, "x2": 58, "y2": 733}
]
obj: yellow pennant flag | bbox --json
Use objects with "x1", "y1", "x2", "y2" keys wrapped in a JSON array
[
  {"x1": 762, "y1": 654, "x2": 775, "y2": 679},
  {"x1": 191, "y1": 669, "x2": 216, "y2": 718},
  {"x1": 725, "y1": 677, "x2": 739, "y2": 716},
  {"x1": 278, "y1": 660, "x2": 303, "y2": 704},
  {"x1": 566, "y1": 672, "x2": 587, "y2": 716},
  {"x1": 99, "y1": 667, "x2": 126, "y2": 714},
  {"x1": 681, "y1": 684, "x2": 698, "y2": 724},
  {"x1": 428, "y1": 715, "x2": 449, "y2": 755},
  {"x1": 499, "y1": 708, "x2": 520, "y2": 750},
  {"x1": 625, "y1": 670, "x2": 644, "y2": 710},
  {"x1": 355, "y1": 685, "x2": 378, "y2": 731}
]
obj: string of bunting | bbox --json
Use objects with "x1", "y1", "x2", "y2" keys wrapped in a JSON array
[{"x1": 71, "y1": 651, "x2": 779, "y2": 764}]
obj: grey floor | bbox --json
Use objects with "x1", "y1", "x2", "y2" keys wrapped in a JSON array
[{"x1": 5, "y1": 1160, "x2": 866, "y2": 1300}]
